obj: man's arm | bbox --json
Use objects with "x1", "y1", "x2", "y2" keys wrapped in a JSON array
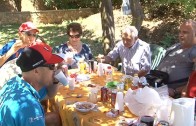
[
  {"x1": 0, "y1": 50, "x2": 15, "y2": 66},
  {"x1": 45, "y1": 82, "x2": 60, "y2": 98},
  {"x1": 138, "y1": 44, "x2": 151, "y2": 77},
  {"x1": 137, "y1": 70, "x2": 149, "y2": 77},
  {"x1": 0, "y1": 40, "x2": 25, "y2": 67}
]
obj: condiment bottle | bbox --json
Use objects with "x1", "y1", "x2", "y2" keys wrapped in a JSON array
[
  {"x1": 124, "y1": 77, "x2": 132, "y2": 90},
  {"x1": 106, "y1": 66, "x2": 113, "y2": 82}
]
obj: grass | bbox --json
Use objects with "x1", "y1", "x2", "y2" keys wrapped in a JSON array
[{"x1": 0, "y1": 21, "x2": 104, "y2": 56}]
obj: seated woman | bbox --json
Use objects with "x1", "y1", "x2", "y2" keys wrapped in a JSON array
[{"x1": 54, "y1": 22, "x2": 93, "y2": 69}]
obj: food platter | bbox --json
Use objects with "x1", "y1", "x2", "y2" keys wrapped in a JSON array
[
  {"x1": 106, "y1": 81, "x2": 119, "y2": 89},
  {"x1": 74, "y1": 101, "x2": 95, "y2": 113}
]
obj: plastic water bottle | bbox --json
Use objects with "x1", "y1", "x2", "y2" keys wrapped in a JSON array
[
  {"x1": 132, "y1": 74, "x2": 139, "y2": 90},
  {"x1": 106, "y1": 66, "x2": 113, "y2": 82}
]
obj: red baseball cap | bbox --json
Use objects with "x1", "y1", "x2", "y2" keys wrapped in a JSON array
[
  {"x1": 16, "y1": 42, "x2": 63, "y2": 72},
  {"x1": 18, "y1": 21, "x2": 39, "y2": 33}
]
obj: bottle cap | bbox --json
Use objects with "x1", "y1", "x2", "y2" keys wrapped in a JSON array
[{"x1": 107, "y1": 66, "x2": 112, "y2": 69}]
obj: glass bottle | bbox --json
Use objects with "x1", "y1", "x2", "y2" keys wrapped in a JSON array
[{"x1": 106, "y1": 66, "x2": 113, "y2": 82}]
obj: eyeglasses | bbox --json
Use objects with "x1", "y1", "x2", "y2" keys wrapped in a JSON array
[
  {"x1": 122, "y1": 37, "x2": 133, "y2": 41},
  {"x1": 23, "y1": 32, "x2": 37, "y2": 37},
  {"x1": 69, "y1": 34, "x2": 81, "y2": 39},
  {"x1": 40, "y1": 64, "x2": 55, "y2": 70}
]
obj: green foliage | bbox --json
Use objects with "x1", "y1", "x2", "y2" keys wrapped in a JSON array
[
  {"x1": 42, "y1": 0, "x2": 122, "y2": 9},
  {"x1": 141, "y1": 0, "x2": 196, "y2": 18},
  {"x1": 159, "y1": 33, "x2": 176, "y2": 48},
  {"x1": 157, "y1": 0, "x2": 196, "y2": 17},
  {"x1": 42, "y1": 0, "x2": 99, "y2": 9}
]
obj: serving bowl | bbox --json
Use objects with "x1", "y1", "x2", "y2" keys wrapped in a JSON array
[{"x1": 74, "y1": 101, "x2": 95, "y2": 113}]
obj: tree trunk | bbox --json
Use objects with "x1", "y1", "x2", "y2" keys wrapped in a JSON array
[
  {"x1": 14, "y1": 0, "x2": 21, "y2": 11},
  {"x1": 130, "y1": 0, "x2": 144, "y2": 31},
  {"x1": 100, "y1": 0, "x2": 115, "y2": 55}
]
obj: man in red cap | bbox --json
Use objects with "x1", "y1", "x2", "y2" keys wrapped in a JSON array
[
  {"x1": 0, "y1": 21, "x2": 39, "y2": 67},
  {"x1": 0, "y1": 42, "x2": 63, "y2": 126},
  {"x1": 0, "y1": 22, "x2": 63, "y2": 126}
]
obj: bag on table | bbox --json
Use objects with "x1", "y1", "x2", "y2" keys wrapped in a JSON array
[{"x1": 145, "y1": 70, "x2": 169, "y2": 87}]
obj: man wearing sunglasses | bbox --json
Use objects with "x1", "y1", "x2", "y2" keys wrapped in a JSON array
[
  {"x1": 53, "y1": 22, "x2": 93, "y2": 69},
  {"x1": 0, "y1": 42, "x2": 64, "y2": 126},
  {"x1": 0, "y1": 22, "x2": 63, "y2": 126},
  {"x1": 0, "y1": 21, "x2": 39, "y2": 67}
]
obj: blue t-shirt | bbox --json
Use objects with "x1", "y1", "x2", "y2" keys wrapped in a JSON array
[
  {"x1": 0, "y1": 76, "x2": 45, "y2": 126},
  {"x1": 0, "y1": 39, "x2": 23, "y2": 67},
  {"x1": 53, "y1": 43, "x2": 93, "y2": 69},
  {"x1": 38, "y1": 87, "x2": 47, "y2": 100}
]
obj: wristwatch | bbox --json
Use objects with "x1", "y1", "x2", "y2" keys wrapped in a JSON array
[{"x1": 173, "y1": 89, "x2": 181, "y2": 98}]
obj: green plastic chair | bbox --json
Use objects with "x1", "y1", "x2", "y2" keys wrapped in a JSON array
[{"x1": 150, "y1": 44, "x2": 166, "y2": 70}]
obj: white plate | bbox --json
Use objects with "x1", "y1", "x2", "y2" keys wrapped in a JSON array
[
  {"x1": 76, "y1": 74, "x2": 90, "y2": 82},
  {"x1": 74, "y1": 101, "x2": 95, "y2": 113}
]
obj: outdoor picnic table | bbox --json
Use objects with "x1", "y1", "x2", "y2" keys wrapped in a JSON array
[{"x1": 51, "y1": 69, "x2": 137, "y2": 126}]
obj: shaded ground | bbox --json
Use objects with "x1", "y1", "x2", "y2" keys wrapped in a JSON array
[{"x1": 0, "y1": 9, "x2": 181, "y2": 56}]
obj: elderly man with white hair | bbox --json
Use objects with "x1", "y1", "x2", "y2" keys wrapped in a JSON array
[{"x1": 99, "y1": 25, "x2": 151, "y2": 77}]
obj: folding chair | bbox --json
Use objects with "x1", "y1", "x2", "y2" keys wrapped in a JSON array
[{"x1": 150, "y1": 44, "x2": 166, "y2": 70}]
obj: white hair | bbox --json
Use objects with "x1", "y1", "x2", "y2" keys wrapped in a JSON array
[{"x1": 122, "y1": 26, "x2": 138, "y2": 38}]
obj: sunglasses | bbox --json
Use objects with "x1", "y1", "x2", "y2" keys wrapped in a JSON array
[
  {"x1": 40, "y1": 64, "x2": 55, "y2": 70},
  {"x1": 23, "y1": 32, "x2": 37, "y2": 37},
  {"x1": 69, "y1": 34, "x2": 81, "y2": 38}
]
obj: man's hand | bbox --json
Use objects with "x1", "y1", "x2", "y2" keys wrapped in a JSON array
[
  {"x1": 56, "y1": 62, "x2": 68, "y2": 77},
  {"x1": 10, "y1": 40, "x2": 26, "y2": 53}
]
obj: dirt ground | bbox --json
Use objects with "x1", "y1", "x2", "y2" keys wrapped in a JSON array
[{"x1": 81, "y1": 9, "x2": 180, "y2": 47}]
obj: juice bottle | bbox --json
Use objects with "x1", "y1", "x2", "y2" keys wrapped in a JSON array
[
  {"x1": 79, "y1": 58, "x2": 86, "y2": 74},
  {"x1": 124, "y1": 77, "x2": 132, "y2": 90}
]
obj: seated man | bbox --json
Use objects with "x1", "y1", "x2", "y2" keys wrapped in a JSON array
[
  {"x1": 98, "y1": 25, "x2": 151, "y2": 77},
  {"x1": 0, "y1": 42, "x2": 63, "y2": 126},
  {"x1": 156, "y1": 19, "x2": 196, "y2": 98},
  {"x1": 0, "y1": 22, "x2": 63, "y2": 126}
]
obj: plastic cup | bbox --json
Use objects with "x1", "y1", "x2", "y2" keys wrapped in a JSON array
[
  {"x1": 68, "y1": 77, "x2": 75, "y2": 90},
  {"x1": 54, "y1": 70, "x2": 68, "y2": 86}
]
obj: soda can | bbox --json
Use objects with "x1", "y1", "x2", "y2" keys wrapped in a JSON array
[
  {"x1": 101, "y1": 86, "x2": 108, "y2": 102},
  {"x1": 111, "y1": 89, "x2": 117, "y2": 107}
]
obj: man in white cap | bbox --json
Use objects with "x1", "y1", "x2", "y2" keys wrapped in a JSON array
[{"x1": 0, "y1": 42, "x2": 63, "y2": 126}]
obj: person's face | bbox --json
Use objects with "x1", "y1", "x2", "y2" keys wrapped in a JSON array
[
  {"x1": 68, "y1": 31, "x2": 81, "y2": 43},
  {"x1": 121, "y1": 32, "x2": 136, "y2": 48},
  {"x1": 179, "y1": 22, "x2": 196, "y2": 48},
  {"x1": 19, "y1": 29, "x2": 38, "y2": 45},
  {"x1": 37, "y1": 64, "x2": 55, "y2": 87}
]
